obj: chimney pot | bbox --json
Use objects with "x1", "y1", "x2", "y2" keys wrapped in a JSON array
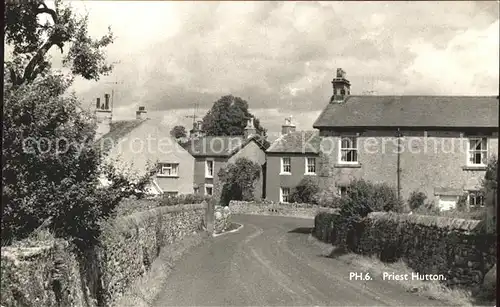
[{"x1": 96, "y1": 97, "x2": 101, "y2": 109}]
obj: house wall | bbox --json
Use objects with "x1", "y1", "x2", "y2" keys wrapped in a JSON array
[
  {"x1": 104, "y1": 120, "x2": 194, "y2": 195},
  {"x1": 266, "y1": 153, "x2": 319, "y2": 202},
  {"x1": 317, "y1": 129, "x2": 498, "y2": 204},
  {"x1": 193, "y1": 157, "x2": 226, "y2": 198},
  {"x1": 193, "y1": 140, "x2": 267, "y2": 201}
]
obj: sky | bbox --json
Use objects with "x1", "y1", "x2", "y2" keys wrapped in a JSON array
[{"x1": 45, "y1": 1, "x2": 499, "y2": 136}]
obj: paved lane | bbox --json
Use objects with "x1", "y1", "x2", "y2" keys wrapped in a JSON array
[{"x1": 153, "y1": 215, "x2": 447, "y2": 306}]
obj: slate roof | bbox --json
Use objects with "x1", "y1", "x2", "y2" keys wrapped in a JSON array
[
  {"x1": 313, "y1": 96, "x2": 499, "y2": 129},
  {"x1": 183, "y1": 135, "x2": 266, "y2": 157},
  {"x1": 96, "y1": 119, "x2": 148, "y2": 153},
  {"x1": 266, "y1": 130, "x2": 321, "y2": 154}
]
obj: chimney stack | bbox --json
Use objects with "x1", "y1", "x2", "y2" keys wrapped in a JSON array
[
  {"x1": 104, "y1": 93, "x2": 110, "y2": 110},
  {"x1": 244, "y1": 117, "x2": 256, "y2": 139},
  {"x1": 96, "y1": 97, "x2": 101, "y2": 109},
  {"x1": 330, "y1": 68, "x2": 351, "y2": 104},
  {"x1": 136, "y1": 106, "x2": 147, "y2": 120},
  {"x1": 281, "y1": 116, "x2": 296, "y2": 135}
]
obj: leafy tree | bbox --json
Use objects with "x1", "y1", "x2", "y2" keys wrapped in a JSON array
[
  {"x1": 483, "y1": 157, "x2": 498, "y2": 192},
  {"x1": 408, "y1": 191, "x2": 427, "y2": 210},
  {"x1": 290, "y1": 176, "x2": 320, "y2": 204},
  {"x1": 4, "y1": 0, "x2": 114, "y2": 88},
  {"x1": 218, "y1": 158, "x2": 261, "y2": 206},
  {"x1": 202, "y1": 95, "x2": 270, "y2": 148},
  {"x1": 170, "y1": 125, "x2": 187, "y2": 139},
  {"x1": 2, "y1": 0, "x2": 152, "y2": 248}
]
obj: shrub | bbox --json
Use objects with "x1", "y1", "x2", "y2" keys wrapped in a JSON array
[
  {"x1": 316, "y1": 185, "x2": 344, "y2": 208},
  {"x1": 218, "y1": 158, "x2": 261, "y2": 206},
  {"x1": 408, "y1": 191, "x2": 427, "y2": 210},
  {"x1": 290, "y1": 176, "x2": 320, "y2": 204},
  {"x1": 335, "y1": 179, "x2": 404, "y2": 251}
]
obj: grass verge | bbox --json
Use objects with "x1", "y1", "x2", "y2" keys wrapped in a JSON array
[
  {"x1": 112, "y1": 231, "x2": 208, "y2": 307},
  {"x1": 213, "y1": 222, "x2": 243, "y2": 237},
  {"x1": 307, "y1": 235, "x2": 482, "y2": 307}
]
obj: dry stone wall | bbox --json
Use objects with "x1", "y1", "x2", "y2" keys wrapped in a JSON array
[
  {"x1": 314, "y1": 211, "x2": 497, "y2": 289},
  {"x1": 229, "y1": 200, "x2": 339, "y2": 218},
  {"x1": 0, "y1": 203, "x2": 207, "y2": 307}
]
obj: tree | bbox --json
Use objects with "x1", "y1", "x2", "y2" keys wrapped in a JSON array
[
  {"x1": 2, "y1": 0, "x2": 152, "y2": 248},
  {"x1": 170, "y1": 125, "x2": 187, "y2": 139},
  {"x1": 4, "y1": 0, "x2": 114, "y2": 88},
  {"x1": 202, "y1": 95, "x2": 270, "y2": 148},
  {"x1": 218, "y1": 158, "x2": 261, "y2": 206}
]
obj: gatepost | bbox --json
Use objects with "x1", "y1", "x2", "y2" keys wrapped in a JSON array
[{"x1": 205, "y1": 200, "x2": 214, "y2": 234}]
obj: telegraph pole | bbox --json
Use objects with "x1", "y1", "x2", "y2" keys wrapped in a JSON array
[{"x1": 185, "y1": 102, "x2": 200, "y2": 128}]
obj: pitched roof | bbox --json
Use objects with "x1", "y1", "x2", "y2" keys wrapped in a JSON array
[
  {"x1": 313, "y1": 96, "x2": 499, "y2": 129},
  {"x1": 96, "y1": 119, "x2": 147, "y2": 153},
  {"x1": 183, "y1": 135, "x2": 266, "y2": 157},
  {"x1": 267, "y1": 130, "x2": 321, "y2": 154}
]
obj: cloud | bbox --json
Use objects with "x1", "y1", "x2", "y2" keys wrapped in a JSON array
[{"x1": 24, "y1": 1, "x2": 499, "y2": 127}]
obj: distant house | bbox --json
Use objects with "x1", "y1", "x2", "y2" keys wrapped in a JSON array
[
  {"x1": 310, "y1": 68, "x2": 499, "y2": 211},
  {"x1": 183, "y1": 118, "x2": 267, "y2": 201},
  {"x1": 265, "y1": 117, "x2": 322, "y2": 203},
  {"x1": 94, "y1": 96, "x2": 195, "y2": 196}
]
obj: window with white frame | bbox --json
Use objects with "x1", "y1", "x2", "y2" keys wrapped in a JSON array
[
  {"x1": 305, "y1": 157, "x2": 316, "y2": 174},
  {"x1": 281, "y1": 157, "x2": 291, "y2": 174},
  {"x1": 468, "y1": 138, "x2": 487, "y2": 166},
  {"x1": 339, "y1": 136, "x2": 358, "y2": 163},
  {"x1": 158, "y1": 163, "x2": 179, "y2": 177},
  {"x1": 205, "y1": 160, "x2": 214, "y2": 178},
  {"x1": 468, "y1": 191, "x2": 485, "y2": 208},
  {"x1": 280, "y1": 187, "x2": 291, "y2": 203},
  {"x1": 205, "y1": 185, "x2": 213, "y2": 196}
]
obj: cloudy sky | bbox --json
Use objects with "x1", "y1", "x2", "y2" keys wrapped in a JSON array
[{"x1": 49, "y1": 1, "x2": 498, "y2": 135}]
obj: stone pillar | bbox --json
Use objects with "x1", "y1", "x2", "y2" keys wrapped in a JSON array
[{"x1": 205, "y1": 200, "x2": 214, "y2": 234}]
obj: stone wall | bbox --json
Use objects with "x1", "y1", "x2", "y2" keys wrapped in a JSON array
[
  {"x1": 0, "y1": 203, "x2": 207, "y2": 307},
  {"x1": 1, "y1": 240, "x2": 90, "y2": 307},
  {"x1": 229, "y1": 200, "x2": 338, "y2": 218},
  {"x1": 96, "y1": 203, "x2": 206, "y2": 306},
  {"x1": 314, "y1": 211, "x2": 497, "y2": 289}
]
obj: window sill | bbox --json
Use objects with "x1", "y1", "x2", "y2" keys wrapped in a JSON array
[
  {"x1": 334, "y1": 163, "x2": 361, "y2": 168},
  {"x1": 205, "y1": 176, "x2": 214, "y2": 179},
  {"x1": 280, "y1": 172, "x2": 292, "y2": 176},
  {"x1": 462, "y1": 165, "x2": 487, "y2": 171},
  {"x1": 304, "y1": 173, "x2": 317, "y2": 176},
  {"x1": 157, "y1": 174, "x2": 179, "y2": 178}
]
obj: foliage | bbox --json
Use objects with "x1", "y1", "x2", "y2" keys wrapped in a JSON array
[
  {"x1": 201, "y1": 95, "x2": 270, "y2": 148},
  {"x1": 5, "y1": 0, "x2": 114, "y2": 88},
  {"x1": 170, "y1": 125, "x2": 187, "y2": 139},
  {"x1": 335, "y1": 179, "x2": 404, "y2": 250},
  {"x1": 2, "y1": 0, "x2": 151, "y2": 248},
  {"x1": 315, "y1": 185, "x2": 344, "y2": 208},
  {"x1": 290, "y1": 176, "x2": 320, "y2": 204},
  {"x1": 218, "y1": 158, "x2": 261, "y2": 206},
  {"x1": 408, "y1": 191, "x2": 427, "y2": 210},
  {"x1": 482, "y1": 157, "x2": 497, "y2": 192}
]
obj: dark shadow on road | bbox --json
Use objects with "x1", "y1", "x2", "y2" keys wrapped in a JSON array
[{"x1": 288, "y1": 227, "x2": 314, "y2": 234}]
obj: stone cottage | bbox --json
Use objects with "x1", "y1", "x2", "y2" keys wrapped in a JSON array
[
  {"x1": 94, "y1": 96, "x2": 195, "y2": 196},
  {"x1": 311, "y1": 68, "x2": 498, "y2": 210},
  {"x1": 182, "y1": 118, "x2": 268, "y2": 201}
]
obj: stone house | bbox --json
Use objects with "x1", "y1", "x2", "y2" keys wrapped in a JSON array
[
  {"x1": 94, "y1": 95, "x2": 195, "y2": 196},
  {"x1": 182, "y1": 118, "x2": 267, "y2": 201},
  {"x1": 265, "y1": 117, "x2": 322, "y2": 203},
  {"x1": 311, "y1": 68, "x2": 498, "y2": 210}
]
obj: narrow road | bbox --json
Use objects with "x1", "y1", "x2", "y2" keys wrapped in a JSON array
[{"x1": 153, "y1": 215, "x2": 448, "y2": 306}]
